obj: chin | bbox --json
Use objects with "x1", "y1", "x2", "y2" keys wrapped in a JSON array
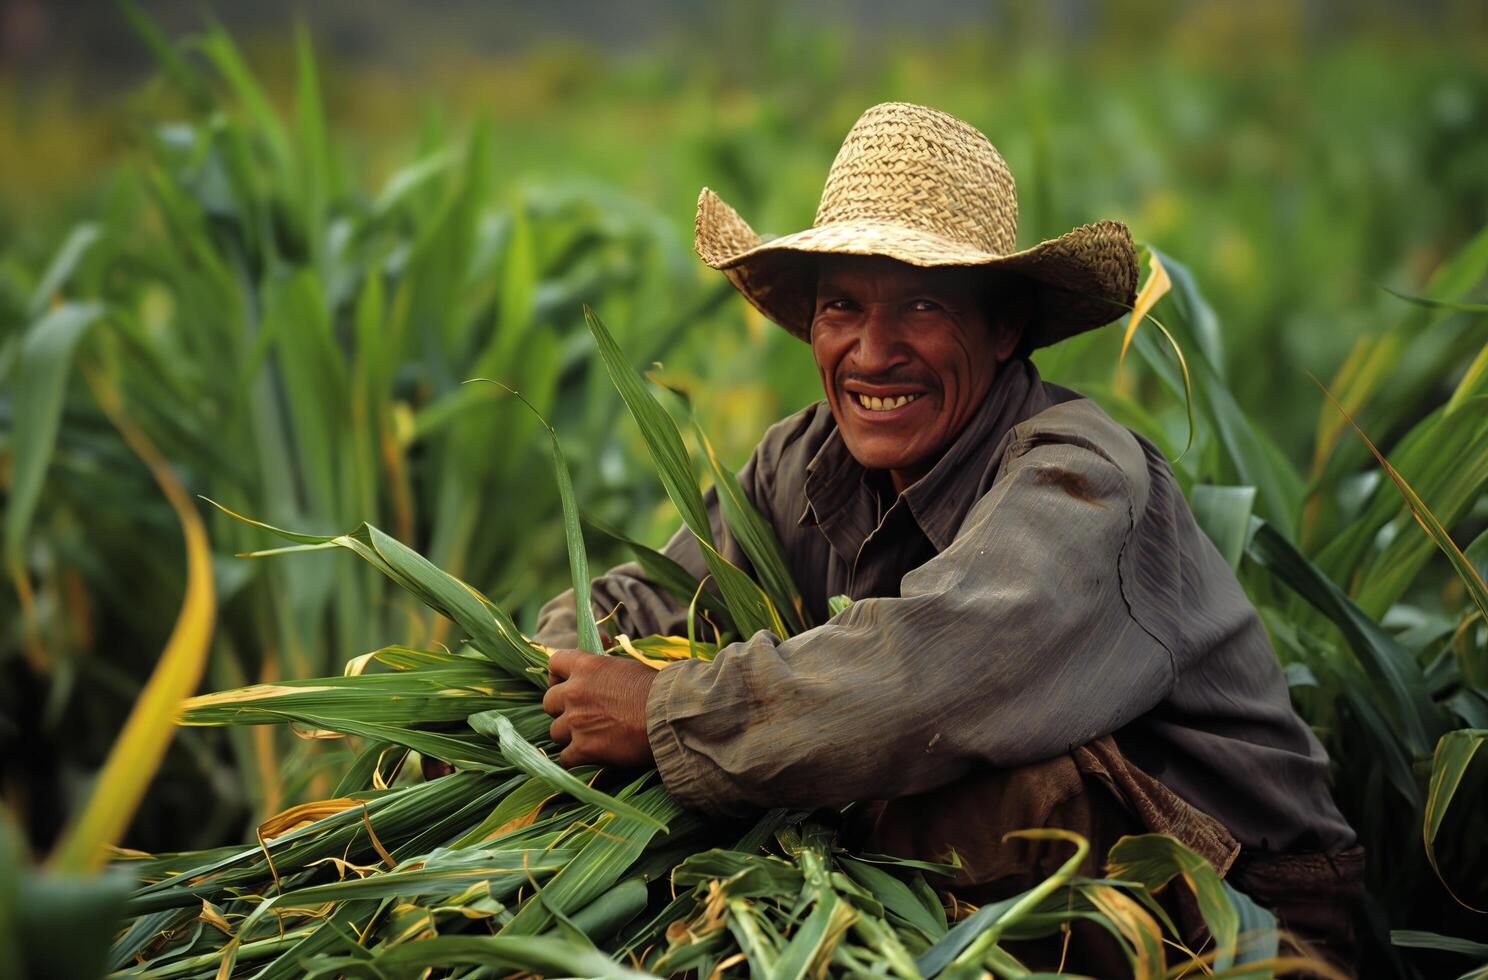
[{"x1": 841, "y1": 436, "x2": 925, "y2": 474}]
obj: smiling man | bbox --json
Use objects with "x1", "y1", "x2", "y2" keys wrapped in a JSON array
[{"x1": 534, "y1": 103, "x2": 1361, "y2": 966}]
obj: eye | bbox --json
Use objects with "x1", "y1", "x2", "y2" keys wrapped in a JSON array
[
  {"x1": 820, "y1": 297, "x2": 857, "y2": 313},
  {"x1": 909, "y1": 298, "x2": 942, "y2": 313}
]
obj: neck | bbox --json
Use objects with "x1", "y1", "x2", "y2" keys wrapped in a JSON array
[{"x1": 888, "y1": 463, "x2": 930, "y2": 496}]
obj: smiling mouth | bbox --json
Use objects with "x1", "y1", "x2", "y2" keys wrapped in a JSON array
[{"x1": 850, "y1": 392, "x2": 921, "y2": 413}]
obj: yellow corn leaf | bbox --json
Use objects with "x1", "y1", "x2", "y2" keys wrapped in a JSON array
[
  {"x1": 481, "y1": 792, "x2": 556, "y2": 842},
  {"x1": 48, "y1": 367, "x2": 217, "y2": 872},
  {"x1": 1121, "y1": 248, "x2": 1172, "y2": 366},
  {"x1": 199, "y1": 899, "x2": 233, "y2": 937},
  {"x1": 361, "y1": 804, "x2": 396, "y2": 869},
  {"x1": 305, "y1": 856, "x2": 384, "y2": 879},
  {"x1": 617, "y1": 634, "x2": 676, "y2": 670},
  {"x1": 287, "y1": 723, "x2": 348, "y2": 741},
  {"x1": 177, "y1": 683, "x2": 337, "y2": 720},
  {"x1": 1082, "y1": 884, "x2": 1165, "y2": 978},
  {"x1": 258, "y1": 798, "x2": 366, "y2": 842},
  {"x1": 343, "y1": 650, "x2": 381, "y2": 676},
  {"x1": 1445, "y1": 341, "x2": 1488, "y2": 416}
]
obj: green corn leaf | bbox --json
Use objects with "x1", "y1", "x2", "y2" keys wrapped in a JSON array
[
  {"x1": 1190, "y1": 485, "x2": 1257, "y2": 571},
  {"x1": 672, "y1": 849, "x2": 805, "y2": 896},
  {"x1": 1392, "y1": 929, "x2": 1488, "y2": 958},
  {"x1": 198, "y1": 19, "x2": 292, "y2": 181},
  {"x1": 1247, "y1": 519, "x2": 1440, "y2": 761},
  {"x1": 5, "y1": 302, "x2": 106, "y2": 576},
  {"x1": 1140, "y1": 247, "x2": 1305, "y2": 536},
  {"x1": 243, "y1": 900, "x2": 382, "y2": 980},
  {"x1": 177, "y1": 664, "x2": 533, "y2": 728},
  {"x1": 1382, "y1": 285, "x2": 1488, "y2": 314},
  {"x1": 293, "y1": 22, "x2": 330, "y2": 272},
  {"x1": 1105, "y1": 833, "x2": 1240, "y2": 969},
  {"x1": 323, "y1": 934, "x2": 656, "y2": 980},
  {"x1": 332, "y1": 742, "x2": 405, "y2": 797},
  {"x1": 565, "y1": 877, "x2": 650, "y2": 943},
  {"x1": 694, "y1": 422, "x2": 807, "y2": 633},
  {"x1": 956, "y1": 831, "x2": 1088, "y2": 966},
  {"x1": 1423, "y1": 729, "x2": 1488, "y2": 913},
  {"x1": 499, "y1": 783, "x2": 680, "y2": 935},
  {"x1": 839, "y1": 857, "x2": 944, "y2": 942},
  {"x1": 258, "y1": 711, "x2": 515, "y2": 769},
  {"x1": 583, "y1": 305, "x2": 786, "y2": 639},
  {"x1": 467, "y1": 711, "x2": 667, "y2": 830},
  {"x1": 582, "y1": 306, "x2": 712, "y2": 539},
  {"x1": 772, "y1": 891, "x2": 857, "y2": 980},
  {"x1": 918, "y1": 831, "x2": 1089, "y2": 976},
  {"x1": 269, "y1": 847, "x2": 574, "y2": 906},
  {"x1": 372, "y1": 148, "x2": 457, "y2": 217},
  {"x1": 1311, "y1": 374, "x2": 1488, "y2": 626},
  {"x1": 118, "y1": 0, "x2": 213, "y2": 109},
  {"x1": 205, "y1": 501, "x2": 547, "y2": 683},
  {"x1": 469, "y1": 380, "x2": 602, "y2": 655},
  {"x1": 451, "y1": 775, "x2": 556, "y2": 847},
  {"x1": 583, "y1": 512, "x2": 734, "y2": 632},
  {"x1": 1076, "y1": 882, "x2": 1167, "y2": 977},
  {"x1": 1311, "y1": 225, "x2": 1488, "y2": 514},
  {"x1": 25, "y1": 223, "x2": 100, "y2": 319}
]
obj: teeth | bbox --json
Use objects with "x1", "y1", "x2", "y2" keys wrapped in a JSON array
[{"x1": 855, "y1": 393, "x2": 918, "y2": 412}]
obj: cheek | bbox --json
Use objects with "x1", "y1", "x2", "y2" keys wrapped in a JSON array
[
  {"x1": 924, "y1": 343, "x2": 971, "y2": 398},
  {"x1": 811, "y1": 333, "x2": 844, "y2": 383}
]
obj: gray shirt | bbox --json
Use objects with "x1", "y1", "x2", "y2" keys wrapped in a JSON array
[{"x1": 534, "y1": 359, "x2": 1356, "y2": 853}]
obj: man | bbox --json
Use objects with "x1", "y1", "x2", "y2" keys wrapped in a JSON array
[{"x1": 535, "y1": 102, "x2": 1361, "y2": 965}]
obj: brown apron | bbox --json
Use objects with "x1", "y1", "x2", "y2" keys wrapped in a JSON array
[{"x1": 849, "y1": 735, "x2": 1364, "y2": 975}]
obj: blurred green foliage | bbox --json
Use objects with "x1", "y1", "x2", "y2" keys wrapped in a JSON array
[
  {"x1": 4, "y1": 3, "x2": 1486, "y2": 456},
  {"x1": 0, "y1": 3, "x2": 1486, "y2": 975}
]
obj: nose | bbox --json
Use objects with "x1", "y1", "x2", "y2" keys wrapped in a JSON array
[{"x1": 850, "y1": 305, "x2": 911, "y2": 376}]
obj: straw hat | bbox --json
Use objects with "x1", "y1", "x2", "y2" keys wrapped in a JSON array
[{"x1": 694, "y1": 102, "x2": 1139, "y2": 351}]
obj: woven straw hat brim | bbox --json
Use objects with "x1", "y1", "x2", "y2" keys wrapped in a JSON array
[{"x1": 694, "y1": 186, "x2": 1139, "y2": 350}]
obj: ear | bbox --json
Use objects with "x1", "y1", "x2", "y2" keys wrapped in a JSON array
[
  {"x1": 992, "y1": 317, "x2": 1025, "y2": 363},
  {"x1": 983, "y1": 271, "x2": 1032, "y2": 363}
]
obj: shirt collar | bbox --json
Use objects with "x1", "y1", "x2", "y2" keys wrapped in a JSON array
[{"x1": 799, "y1": 359, "x2": 1053, "y2": 556}]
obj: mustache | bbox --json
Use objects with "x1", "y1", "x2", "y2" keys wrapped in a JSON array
[{"x1": 838, "y1": 370, "x2": 936, "y2": 389}]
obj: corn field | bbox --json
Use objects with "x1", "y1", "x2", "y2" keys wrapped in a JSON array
[{"x1": 1, "y1": 4, "x2": 1486, "y2": 978}]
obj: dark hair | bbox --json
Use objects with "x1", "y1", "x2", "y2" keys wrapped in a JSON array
[{"x1": 980, "y1": 269, "x2": 1040, "y2": 360}]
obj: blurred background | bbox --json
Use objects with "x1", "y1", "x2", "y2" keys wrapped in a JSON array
[{"x1": 2, "y1": 0, "x2": 1487, "y2": 969}]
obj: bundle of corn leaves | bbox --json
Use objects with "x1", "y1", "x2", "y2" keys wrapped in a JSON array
[{"x1": 109, "y1": 309, "x2": 1288, "y2": 979}]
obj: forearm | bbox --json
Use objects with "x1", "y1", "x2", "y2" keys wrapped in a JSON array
[{"x1": 646, "y1": 597, "x2": 1165, "y2": 816}]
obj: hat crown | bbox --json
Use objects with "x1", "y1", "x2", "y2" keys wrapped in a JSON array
[{"x1": 813, "y1": 102, "x2": 1019, "y2": 256}]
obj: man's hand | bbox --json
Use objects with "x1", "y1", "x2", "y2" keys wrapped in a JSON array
[{"x1": 543, "y1": 649, "x2": 658, "y2": 768}]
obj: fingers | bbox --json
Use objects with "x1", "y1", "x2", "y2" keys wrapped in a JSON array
[
  {"x1": 541, "y1": 681, "x2": 566, "y2": 717},
  {"x1": 547, "y1": 648, "x2": 580, "y2": 685},
  {"x1": 558, "y1": 743, "x2": 591, "y2": 768},
  {"x1": 549, "y1": 714, "x2": 571, "y2": 747}
]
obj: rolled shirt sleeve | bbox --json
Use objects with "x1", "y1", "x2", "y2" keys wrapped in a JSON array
[{"x1": 645, "y1": 433, "x2": 1177, "y2": 816}]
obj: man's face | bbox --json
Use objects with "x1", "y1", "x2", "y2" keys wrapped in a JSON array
[{"x1": 810, "y1": 255, "x2": 1024, "y2": 492}]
